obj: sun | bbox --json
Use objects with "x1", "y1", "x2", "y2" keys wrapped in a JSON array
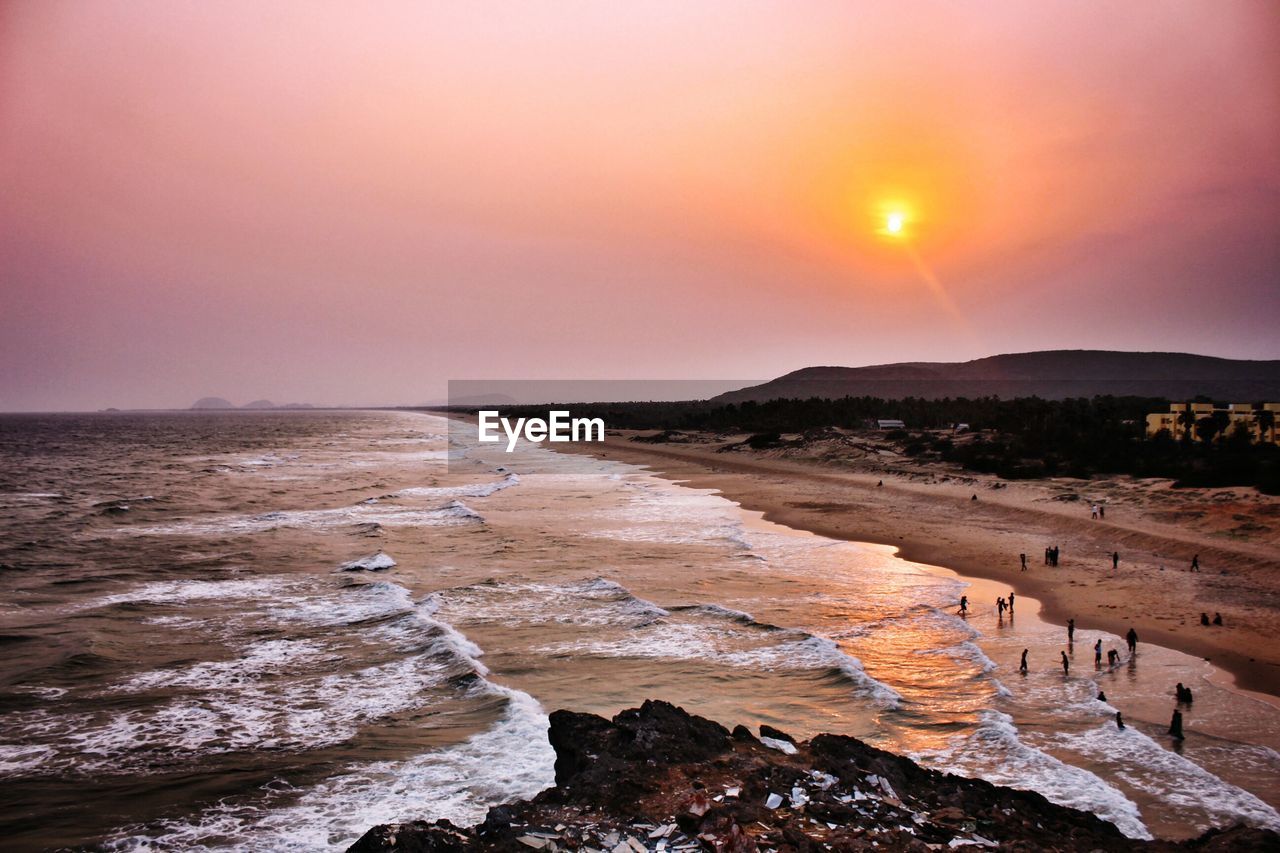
[{"x1": 885, "y1": 211, "x2": 905, "y2": 235}]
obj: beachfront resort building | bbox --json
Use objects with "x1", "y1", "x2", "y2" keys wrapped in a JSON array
[{"x1": 1145, "y1": 402, "x2": 1279, "y2": 444}]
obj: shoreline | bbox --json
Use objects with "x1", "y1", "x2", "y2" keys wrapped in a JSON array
[{"x1": 557, "y1": 434, "x2": 1280, "y2": 698}]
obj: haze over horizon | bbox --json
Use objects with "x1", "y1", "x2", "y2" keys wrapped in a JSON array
[{"x1": 2, "y1": 2, "x2": 1278, "y2": 412}]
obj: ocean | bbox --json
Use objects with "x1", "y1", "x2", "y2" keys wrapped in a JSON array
[{"x1": 0, "y1": 410, "x2": 1277, "y2": 850}]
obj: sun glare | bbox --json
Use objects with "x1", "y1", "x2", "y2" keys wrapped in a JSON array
[{"x1": 886, "y1": 212, "x2": 905, "y2": 235}]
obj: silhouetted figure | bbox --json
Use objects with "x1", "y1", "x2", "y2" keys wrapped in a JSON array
[
  {"x1": 971, "y1": 494, "x2": 978, "y2": 501},
  {"x1": 1107, "y1": 648, "x2": 1119, "y2": 667},
  {"x1": 1126, "y1": 627, "x2": 1138, "y2": 654},
  {"x1": 1099, "y1": 505, "x2": 1105, "y2": 520},
  {"x1": 1115, "y1": 711, "x2": 1125, "y2": 730},
  {"x1": 1190, "y1": 554, "x2": 1200, "y2": 572},
  {"x1": 1020, "y1": 649, "x2": 1028, "y2": 672},
  {"x1": 1020, "y1": 553, "x2": 1027, "y2": 571},
  {"x1": 1052, "y1": 546, "x2": 1060, "y2": 567},
  {"x1": 1112, "y1": 551, "x2": 1120, "y2": 570},
  {"x1": 1061, "y1": 651, "x2": 1070, "y2": 675},
  {"x1": 997, "y1": 597, "x2": 1006, "y2": 617},
  {"x1": 958, "y1": 595, "x2": 968, "y2": 616},
  {"x1": 1044, "y1": 547, "x2": 1051, "y2": 566},
  {"x1": 1008, "y1": 592, "x2": 1015, "y2": 612},
  {"x1": 1175, "y1": 682, "x2": 1186, "y2": 702},
  {"x1": 1094, "y1": 639, "x2": 1103, "y2": 666},
  {"x1": 1183, "y1": 686, "x2": 1193, "y2": 704},
  {"x1": 1200, "y1": 612, "x2": 1210, "y2": 626},
  {"x1": 1212, "y1": 612, "x2": 1223, "y2": 626},
  {"x1": 1091, "y1": 504, "x2": 1099, "y2": 520},
  {"x1": 1097, "y1": 689, "x2": 1107, "y2": 702},
  {"x1": 1067, "y1": 618, "x2": 1075, "y2": 643},
  {"x1": 1169, "y1": 709, "x2": 1185, "y2": 740},
  {"x1": 877, "y1": 480, "x2": 883, "y2": 487}
]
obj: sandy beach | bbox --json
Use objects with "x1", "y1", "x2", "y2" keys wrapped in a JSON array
[{"x1": 561, "y1": 430, "x2": 1280, "y2": 697}]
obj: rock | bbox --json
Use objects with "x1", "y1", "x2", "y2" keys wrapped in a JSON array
[
  {"x1": 338, "y1": 551, "x2": 397, "y2": 572},
  {"x1": 347, "y1": 702, "x2": 1280, "y2": 853}
]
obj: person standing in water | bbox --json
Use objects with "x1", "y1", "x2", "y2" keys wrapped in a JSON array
[
  {"x1": 958, "y1": 595, "x2": 968, "y2": 616},
  {"x1": 1008, "y1": 591, "x2": 1015, "y2": 612},
  {"x1": 1116, "y1": 711, "x2": 1125, "y2": 730},
  {"x1": 1169, "y1": 709, "x2": 1185, "y2": 740},
  {"x1": 1061, "y1": 651, "x2": 1070, "y2": 675},
  {"x1": 1020, "y1": 649, "x2": 1028, "y2": 673},
  {"x1": 1126, "y1": 627, "x2": 1138, "y2": 655},
  {"x1": 1067, "y1": 618, "x2": 1075, "y2": 643},
  {"x1": 997, "y1": 597, "x2": 1006, "y2": 617},
  {"x1": 1094, "y1": 638, "x2": 1103, "y2": 666}
]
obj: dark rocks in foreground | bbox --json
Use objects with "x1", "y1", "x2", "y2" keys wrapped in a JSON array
[{"x1": 348, "y1": 700, "x2": 1277, "y2": 853}]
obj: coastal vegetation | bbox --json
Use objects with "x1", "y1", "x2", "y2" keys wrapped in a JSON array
[{"x1": 447, "y1": 396, "x2": 1280, "y2": 494}]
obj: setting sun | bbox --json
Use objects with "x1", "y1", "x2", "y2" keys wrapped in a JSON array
[{"x1": 886, "y1": 212, "x2": 905, "y2": 235}]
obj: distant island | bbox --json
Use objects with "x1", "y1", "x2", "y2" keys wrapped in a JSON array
[
  {"x1": 716, "y1": 350, "x2": 1280, "y2": 403},
  {"x1": 188, "y1": 398, "x2": 313, "y2": 410}
]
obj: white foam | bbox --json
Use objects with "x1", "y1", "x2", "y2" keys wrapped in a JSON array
[
  {"x1": 394, "y1": 473, "x2": 521, "y2": 499},
  {"x1": 337, "y1": 552, "x2": 397, "y2": 572},
  {"x1": 919, "y1": 710, "x2": 1150, "y2": 840}
]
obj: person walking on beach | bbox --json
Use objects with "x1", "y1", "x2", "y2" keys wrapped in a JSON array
[
  {"x1": 1111, "y1": 551, "x2": 1120, "y2": 570},
  {"x1": 1116, "y1": 711, "x2": 1125, "y2": 730},
  {"x1": 958, "y1": 595, "x2": 968, "y2": 616},
  {"x1": 1126, "y1": 627, "x2": 1138, "y2": 654},
  {"x1": 1067, "y1": 619, "x2": 1075, "y2": 643},
  {"x1": 1020, "y1": 649, "x2": 1028, "y2": 673},
  {"x1": 1052, "y1": 546, "x2": 1060, "y2": 567},
  {"x1": 1020, "y1": 553, "x2": 1027, "y2": 571},
  {"x1": 1061, "y1": 651, "x2": 1070, "y2": 675},
  {"x1": 997, "y1": 597, "x2": 1006, "y2": 618},
  {"x1": 1099, "y1": 504, "x2": 1105, "y2": 520},
  {"x1": 1190, "y1": 554, "x2": 1200, "y2": 572},
  {"x1": 1008, "y1": 591, "x2": 1015, "y2": 612},
  {"x1": 1044, "y1": 547, "x2": 1051, "y2": 566},
  {"x1": 1091, "y1": 504, "x2": 1099, "y2": 520},
  {"x1": 1169, "y1": 709, "x2": 1185, "y2": 740},
  {"x1": 1094, "y1": 639, "x2": 1103, "y2": 666}
]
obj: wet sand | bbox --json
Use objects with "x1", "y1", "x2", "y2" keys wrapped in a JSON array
[{"x1": 560, "y1": 433, "x2": 1280, "y2": 697}]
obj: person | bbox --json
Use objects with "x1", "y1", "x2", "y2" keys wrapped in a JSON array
[
  {"x1": 1112, "y1": 551, "x2": 1120, "y2": 570},
  {"x1": 971, "y1": 494, "x2": 978, "y2": 501},
  {"x1": 1061, "y1": 651, "x2": 1070, "y2": 675},
  {"x1": 1091, "y1": 504, "x2": 1099, "y2": 520},
  {"x1": 958, "y1": 595, "x2": 968, "y2": 616},
  {"x1": 1190, "y1": 554, "x2": 1200, "y2": 572},
  {"x1": 1169, "y1": 709, "x2": 1185, "y2": 740},
  {"x1": 1107, "y1": 648, "x2": 1119, "y2": 667},
  {"x1": 1115, "y1": 711, "x2": 1125, "y2": 730},
  {"x1": 1212, "y1": 612, "x2": 1223, "y2": 626},
  {"x1": 997, "y1": 597, "x2": 1006, "y2": 617},
  {"x1": 1008, "y1": 591, "x2": 1015, "y2": 612},
  {"x1": 1097, "y1": 688, "x2": 1107, "y2": 702},
  {"x1": 1044, "y1": 547, "x2": 1051, "y2": 566},
  {"x1": 1020, "y1": 649, "x2": 1028, "y2": 673},
  {"x1": 1094, "y1": 639, "x2": 1103, "y2": 666},
  {"x1": 1020, "y1": 553, "x2": 1027, "y2": 571},
  {"x1": 1183, "y1": 685, "x2": 1193, "y2": 704},
  {"x1": 1052, "y1": 546, "x2": 1060, "y2": 567},
  {"x1": 877, "y1": 479, "x2": 883, "y2": 487},
  {"x1": 1175, "y1": 682, "x2": 1186, "y2": 702},
  {"x1": 1099, "y1": 504, "x2": 1106, "y2": 520},
  {"x1": 1126, "y1": 627, "x2": 1138, "y2": 654},
  {"x1": 1067, "y1": 618, "x2": 1075, "y2": 643},
  {"x1": 1200, "y1": 612, "x2": 1210, "y2": 626}
]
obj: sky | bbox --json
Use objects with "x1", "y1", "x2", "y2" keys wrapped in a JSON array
[{"x1": 1, "y1": 1, "x2": 1278, "y2": 411}]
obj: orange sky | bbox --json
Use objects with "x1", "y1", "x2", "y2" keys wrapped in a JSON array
[{"x1": 1, "y1": 1, "x2": 1277, "y2": 410}]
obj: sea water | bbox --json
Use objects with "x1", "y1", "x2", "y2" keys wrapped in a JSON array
[{"x1": 0, "y1": 410, "x2": 1276, "y2": 850}]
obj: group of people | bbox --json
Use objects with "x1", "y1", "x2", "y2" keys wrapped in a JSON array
[
  {"x1": 1090, "y1": 503, "x2": 1107, "y2": 520},
  {"x1": 1199, "y1": 612, "x2": 1224, "y2": 626},
  {"x1": 1043, "y1": 545, "x2": 1061, "y2": 566},
  {"x1": 996, "y1": 592, "x2": 1015, "y2": 618}
]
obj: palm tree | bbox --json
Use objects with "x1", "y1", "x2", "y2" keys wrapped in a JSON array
[{"x1": 1176, "y1": 406, "x2": 1196, "y2": 443}]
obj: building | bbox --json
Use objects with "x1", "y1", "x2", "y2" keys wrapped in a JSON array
[
  {"x1": 875, "y1": 419, "x2": 906, "y2": 430},
  {"x1": 1146, "y1": 402, "x2": 1279, "y2": 444}
]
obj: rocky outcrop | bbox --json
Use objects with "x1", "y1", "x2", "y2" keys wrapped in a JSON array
[{"x1": 348, "y1": 701, "x2": 1278, "y2": 853}]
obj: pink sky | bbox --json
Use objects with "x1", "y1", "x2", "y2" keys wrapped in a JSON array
[{"x1": 2, "y1": 1, "x2": 1277, "y2": 410}]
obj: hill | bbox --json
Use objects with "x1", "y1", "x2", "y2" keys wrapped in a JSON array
[
  {"x1": 714, "y1": 350, "x2": 1280, "y2": 403},
  {"x1": 189, "y1": 397, "x2": 235, "y2": 410},
  {"x1": 241, "y1": 399, "x2": 277, "y2": 409}
]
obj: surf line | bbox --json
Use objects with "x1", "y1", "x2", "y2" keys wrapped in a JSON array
[{"x1": 477, "y1": 410, "x2": 605, "y2": 452}]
